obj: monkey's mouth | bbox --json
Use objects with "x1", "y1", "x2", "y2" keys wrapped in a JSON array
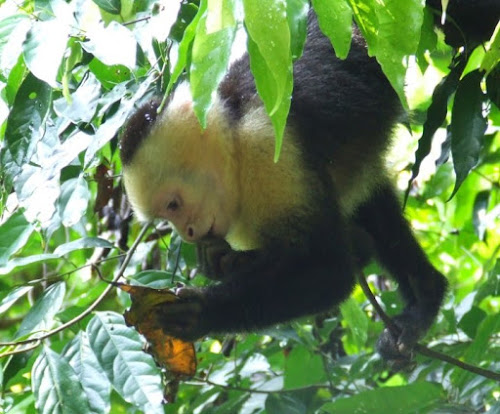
[{"x1": 202, "y1": 219, "x2": 217, "y2": 241}]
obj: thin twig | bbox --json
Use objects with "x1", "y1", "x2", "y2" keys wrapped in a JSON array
[
  {"x1": 357, "y1": 273, "x2": 500, "y2": 382},
  {"x1": 189, "y1": 377, "x2": 352, "y2": 395},
  {"x1": 0, "y1": 223, "x2": 151, "y2": 349}
]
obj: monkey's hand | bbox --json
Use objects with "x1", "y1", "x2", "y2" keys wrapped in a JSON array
[
  {"x1": 376, "y1": 308, "x2": 432, "y2": 370},
  {"x1": 153, "y1": 288, "x2": 209, "y2": 342},
  {"x1": 197, "y1": 239, "x2": 256, "y2": 280}
]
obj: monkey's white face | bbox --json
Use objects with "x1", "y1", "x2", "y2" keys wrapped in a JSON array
[
  {"x1": 122, "y1": 83, "x2": 240, "y2": 243},
  {"x1": 150, "y1": 173, "x2": 232, "y2": 243}
]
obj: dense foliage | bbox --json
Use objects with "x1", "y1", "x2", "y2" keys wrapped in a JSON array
[{"x1": 0, "y1": 0, "x2": 499, "y2": 413}]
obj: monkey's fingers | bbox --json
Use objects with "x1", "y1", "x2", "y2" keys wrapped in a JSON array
[{"x1": 154, "y1": 299, "x2": 205, "y2": 341}]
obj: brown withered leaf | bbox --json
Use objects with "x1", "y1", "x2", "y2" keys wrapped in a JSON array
[{"x1": 118, "y1": 283, "x2": 197, "y2": 377}]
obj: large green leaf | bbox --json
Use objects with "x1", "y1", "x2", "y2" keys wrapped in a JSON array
[
  {"x1": 191, "y1": 0, "x2": 236, "y2": 128},
  {"x1": 5, "y1": 72, "x2": 52, "y2": 167},
  {"x1": 243, "y1": 0, "x2": 293, "y2": 160},
  {"x1": 0, "y1": 14, "x2": 30, "y2": 76},
  {"x1": 86, "y1": 312, "x2": 163, "y2": 413},
  {"x1": 322, "y1": 382, "x2": 444, "y2": 414},
  {"x1": 32, "y1": 346, "x2": 91, "y2": 414},
  {"x1": 287, "y1": 0, "x2": 309, "y2": 60},
  {"x1": 0, "y1": 210, "x2": 33, "y2": 266},
  {"x1": 312, "y1": 0, "x2": 352, "y2": 59},
  {"x1": 340, "y1": 297, "x2": 368, "y2": 350},
  {"x1": 406, "y1": 58, "x2": 465, "y2": 200},
  {"x1": 23, "y1": 18, "x2": 70, "y2": 87},
  {"x1": 63, "y1": 332, "x2": 111, "y2": 414},
  {"x1": 449, "y1": 70, "x2": 487, "y2": 199},
  {"x1": 349, "y1": 0, "x2": 423, "y2": 106},
  {"x1": 82, "y1": 22, "x2": 137, "y2": 68},
  {"x1": 15, "y1": 282, "x2": 66, "y2": 339},
  {"x1": 284, "y1": 346, "x2": 326, "y2": 389},
  {"x1": 58, "y1": 176, "x2": 91, "y2": 227}
]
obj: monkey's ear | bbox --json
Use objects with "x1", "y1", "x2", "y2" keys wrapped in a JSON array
[{"x1": 120, "y1": 100, "x2": 161, "y2": 166}]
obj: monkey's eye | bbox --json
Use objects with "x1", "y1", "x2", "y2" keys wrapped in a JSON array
[{"x1": 166, "y1": 199, "x2": 180, "y2": 212}]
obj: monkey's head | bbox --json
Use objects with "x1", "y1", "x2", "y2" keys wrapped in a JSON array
[{"x1": 120, "y1": 85, "x2": 239, "y2": 243}]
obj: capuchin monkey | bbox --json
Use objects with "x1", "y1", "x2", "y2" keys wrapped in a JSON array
[{"x1": 120, "y1": 3, "x2": 497, "y2": 365}]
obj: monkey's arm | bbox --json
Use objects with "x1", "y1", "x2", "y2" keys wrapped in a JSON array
[{"x1": 156, "y1": 220, "x2": 356, "y2": 340}]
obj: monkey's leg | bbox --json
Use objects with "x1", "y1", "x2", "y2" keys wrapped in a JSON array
[{"x1": 354, "y1": 184, "x2": 447, "y2": 364}]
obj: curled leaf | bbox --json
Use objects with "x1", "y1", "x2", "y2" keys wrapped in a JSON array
[{"x1": 118, "y1": 283, "x2": 197, "y2": 377}]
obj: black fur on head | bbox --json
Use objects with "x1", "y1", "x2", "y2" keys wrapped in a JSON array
[{"x1": 120, "y1": 100, "x2": 161, "y2": 166}]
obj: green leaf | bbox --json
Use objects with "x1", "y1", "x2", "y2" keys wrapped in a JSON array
[
  {"x1": 0, "y1": 254, "x2": 59, "y2": 276},
  {"x1": 15, "y1": 282, "x2": 66, "y2": 339},
  {"x1": 350, "y1": 0, "x2": 423, "y2": 106},
  {"x1": 406, "y1": 58, "x2": 465, "y2": 199},
  {"x1": 86, "y1": 312, "x2": 163, "y2": 413},
  {"x1": 53, "y1": 73, "x2": 101, "y2": 123},
  {"x1": 165, "y1": 2, "x2": 204, "y2": 95},
  {"x1": 84, "y1": 76, "x2": 154, "y2": 165},
  {"x1": 82, "y1": 22, "x2": 137, "y2": 68},
  {"x1": 321, "y1": 382, "x2": 444, "y2": 414},
  {"x1": 58, "y1": 176, "x2": 90, "y2": 227},
  {"x1": 287, "y1": 0, "x2": 309, "y2": 60},
  {"x1": 0, "y1": 210, "x2": 34, "y2": 266},
  {"x1": 480, "y1": 21, "x2": 500, "y2": 74},
  {"x1": 472, "y1": 190, "x2": 490, "y2": 240},
  {"x1": 88, "y1": 58, "x2": 131, "y2": 90},
  {"x1": 92, "y1": 0, "x2": 121, "y2": 15},
  {"x1": 312, "y1": 0, "x2": 352, "y2": 59},
  {"x1": 53, "y1": 237, "x2": 114, "y2": 256},
  {"x1": 62, "y1": 332, "x2": 111, "y2": 414},
  {"x1": 130, "y1": 270, "x2": 174, "y2": 288},
  {"x1": 284, "y1": 346, "x2": 325, "y2": 388},
  {"x1": 23, "y1": 19, "x2": 70, "y2": 87},
  {"x1": 5, "y1": 72, "x2": 52, "y2": 167},
  {"x1": 243, "y1": 0, "x2": 293, "y2": 161},
  {"x1": 449, "y1": 70, "x2": 487, "y2": 199},
  {"x1": 13, "y1": 130, "x2": 92, "y2": 226},
  {"x1": 0, "y1": 14, "x2": 30, "y2": 76},
  {"x1": 0, "y1": 286, "x2": 33, "y2": 315},
  {"x1": 266, "y1": 393, "x2": 307, "y2": 414},
  {"x1": 191, "y1": 0, "x2": 236, "y2": 128},
  {"x1": 340, "y1": 297, "x2": 368, "y2": 350},
  {"x1": 32, "y1": 346, "x2": 91, "y2": 414},
  {"x1": 452, "y1": 314, "x2": 500, "y2": 388},
  {"x1": 457, "y1": 306, "x2": 487, "y2": 339}
]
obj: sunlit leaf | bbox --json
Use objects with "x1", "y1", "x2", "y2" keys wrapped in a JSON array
[
  {"x1": 63, "y1": 332, "x2": 111, "y2": 414},
  {"x1": 53, "y1": 237, "x2": 114, "y2": 256},
  {"x1": 287, "y1": 0, "x2": 309, "y2": 60},
  {"x1": 16, "y1": 282, "x2": 66, "y2": 339},
  {"x1": 33, "y1": 346, "x2": 91, "y2": 414},
  {"x1": 87, "y1": 312, "x2": 164, "y2": 412},
  {"x1": 0, "y1": 210, "x2": 33, "y2": 266},
  {"x1": 92, "y1": 0, "x2": 121, "y2": 15},
  {"x1": 59, "y1": 176, "x2": 91, "y2": 227},
  {"x1": 243, "y1": 0, "x2": 293, "y2": 161},
  {"x1": 340, "y1": 297, "x2": 368, "y2": 350},
  {"x1": 4, "y1": 72, "x2": 52, "y2": 167},
  {"x1": 312, "y1": 0, "x2": 352, "y2": 59},
  {"x1": 82, "y1": 22, "x2": 137, "y2": 68},
  {"x1": 321, "y1": 383, "x2": 444, "y2": 413},
  {"x1": 284, "y1": 346, "x2": 325, "y2": 388},
  {"x1": 23, "y1": 19, "x2": 70, "y2": 87},
  {"x1": 0, "y1": 286, "x2": 33, "y2": 315},
  {"x1": 191, "y1": 0, "x2": 236, "y2": 128}
]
